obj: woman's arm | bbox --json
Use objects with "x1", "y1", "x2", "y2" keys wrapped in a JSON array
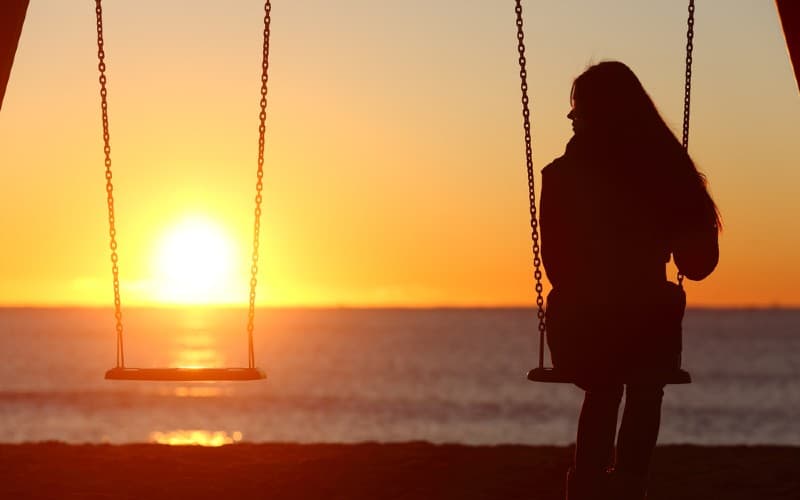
[
  {"x1": 672, "y1": 212, "x2": 719, "y2": 281},
  {"x1": 672, "y1": 182, "x2": 720, "y2": 281},
  {"x1": 540, "y1": 164, "x2": 576, "y2": 289}
]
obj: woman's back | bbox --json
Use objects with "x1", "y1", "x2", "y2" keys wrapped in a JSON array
[{"x1": 541, "y1": 135, "x2": 674, "y2": 294}]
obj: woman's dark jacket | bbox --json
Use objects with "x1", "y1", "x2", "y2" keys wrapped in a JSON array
[{"x1": 540, "y1": 134, "x2": 718, "y2": 384}]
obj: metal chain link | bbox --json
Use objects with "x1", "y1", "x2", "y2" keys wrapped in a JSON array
[
  {"x1": 95, "y1": 0, "x2": 124, "y2": 368},
  {"x1": 94, "y1": 1, "x2": 271, "y2": 370},
  {"x1": 246, "y1": 1, "x2": 272, "y2": 369},
  {"x1": 682, "y1": 0, "x2": 695, "y2": 151},
  {"x1": 678, "y1": 0, "x2": 695, "y2": 287},
  {"x1": 514, "y1": 0, "x2": 546, "y2": 369}
]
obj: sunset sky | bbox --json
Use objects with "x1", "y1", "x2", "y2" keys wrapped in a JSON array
[{"x1": 1, "y1": 0, "x2": 798, "y2": 307}]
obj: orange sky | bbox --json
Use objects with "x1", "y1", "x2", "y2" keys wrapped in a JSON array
[{"x1": 1, "y1": 1, "x2": 798, "y2": 307}]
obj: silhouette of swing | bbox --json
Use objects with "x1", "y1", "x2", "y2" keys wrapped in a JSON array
[
  {"x1": 95, "y1": 0, "x2": 272, "y2": 381},
  {"x1": 515, "y1": 0, "x2": 694, "y2": 385}
]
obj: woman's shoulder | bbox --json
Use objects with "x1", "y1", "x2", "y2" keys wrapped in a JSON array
[
  {"x1": 541, "y1": 156, "x2": 566, "y2": 176},
  {"x1": 542, "y1": 135, "x2": 586, "y2": 177},
  {"x1": 542, "y1": 155, "x2": 580, "y2": 184}
]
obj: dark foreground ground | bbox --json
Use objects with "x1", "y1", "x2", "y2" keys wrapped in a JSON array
[{"x1": 0, "y1": 443, "x2": 797, "y2": 499}]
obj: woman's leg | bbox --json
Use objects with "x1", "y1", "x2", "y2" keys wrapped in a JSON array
[
  {"x1": 573, "y1": 384, "x2": 624, "y2": 483},
  {"x1": 614, "y1": 384, "x2": 665, "y2": 497},
  {"x1": 616, "y1": 384, "x2": 664, "y2": 476}
]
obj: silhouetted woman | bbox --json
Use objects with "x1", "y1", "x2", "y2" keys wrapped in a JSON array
[{"x1": 540, "y1": 61, "x2": 720, "y2": 500}]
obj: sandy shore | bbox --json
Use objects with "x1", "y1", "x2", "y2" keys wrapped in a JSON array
[{"x1": 0, "y1": 442, "x2": 797, "y2": 499}]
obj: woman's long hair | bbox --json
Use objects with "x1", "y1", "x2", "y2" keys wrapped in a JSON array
[{"x1": 571, "y1": 61, "x2": 721, "y2": 229}]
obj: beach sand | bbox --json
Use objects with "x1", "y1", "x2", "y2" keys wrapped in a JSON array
[{"x1": 1, "y1": 443, "x2": 797, "y2": 499}]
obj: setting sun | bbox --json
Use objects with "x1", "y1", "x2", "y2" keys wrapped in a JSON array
[{"x1": 151, "y1": 216, "x2": 242, "y2": 305}]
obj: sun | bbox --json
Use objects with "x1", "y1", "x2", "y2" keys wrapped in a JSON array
[{"x1": 151, "y1": 216, "x2": 242, "y2": 305}]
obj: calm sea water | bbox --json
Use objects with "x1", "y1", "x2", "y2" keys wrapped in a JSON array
[{"x1": 0, "y1": 308, "x2": 797, "y2": 445}]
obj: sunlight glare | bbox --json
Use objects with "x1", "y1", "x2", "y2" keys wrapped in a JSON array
[
  {"x1": 152, "y1": 216, "x2": 242, "y2": 304},
  {"x1": 149, "y1": 430, "x2": 243, "y2": 446}
]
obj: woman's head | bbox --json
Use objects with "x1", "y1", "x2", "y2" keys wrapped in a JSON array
[{"x1": 569, "y1": 61, "x2": 661, "y2": 138}]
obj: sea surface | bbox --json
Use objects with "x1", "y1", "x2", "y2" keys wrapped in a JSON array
[{"x1": 0, "y1": 308, "x2": 797, "y2": 445}]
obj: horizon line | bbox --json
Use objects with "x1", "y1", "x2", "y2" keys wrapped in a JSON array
[{"x1": 0, "y1": 304, "x2": 798, "y2": 311}]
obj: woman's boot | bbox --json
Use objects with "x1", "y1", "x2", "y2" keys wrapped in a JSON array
[
  {"x1": 565, "y1": 467, "x2": 611, "y2": 500},
  {"x1": 608, "y1": 469, "x2": 648, "y2": 500}
]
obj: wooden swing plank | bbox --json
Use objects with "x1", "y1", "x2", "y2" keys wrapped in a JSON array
[
  {"x1": 527, "y1": 367, "x2": 691, "y2": 385},
  {"x1": 105, "y1": 367, "x2": 266, "y2": 381}
]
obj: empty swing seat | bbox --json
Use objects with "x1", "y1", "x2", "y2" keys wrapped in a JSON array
[
  {"x1": 93, "y1": 0, "x2": 273, "y2": 383},
  {"x1": 105, "y1": 367, "x2": 266, "y2": 381},
  {"x1": 527, "y1": 367, "x2": 691, "y2": 385}
]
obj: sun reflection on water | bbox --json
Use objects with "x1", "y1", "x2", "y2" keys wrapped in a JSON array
[
  {"x1": 149, "y1": 430, "x2": 243, "y2": 446},
  {"x1": 171, "y1": 385, "x2": 225, "y2": 397},
  {"x1": 173, "y1": 330, "x2": 228, "y2": 369}
]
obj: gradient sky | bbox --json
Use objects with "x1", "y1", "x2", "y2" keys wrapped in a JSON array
[{"x1": 1, "y1": 0, "x2": 798, "y2": 307}]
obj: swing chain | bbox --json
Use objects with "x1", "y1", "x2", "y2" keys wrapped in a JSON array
[
  {"x1": 514, "y1": 0, "x2": 546, "y2": 369},
  {"x1": 94, "y1": 0, "x2": 271, "y2": 372},
  {"x1": 678, "y1": 0, "x2": 695, "y2": 287},
  {"x1": 682, "y1": 0, "x2": 695, "y2": 151},
  {"x1": 247, "y1": 0, "x2": 272, "y2": 369},
  {"x1": 95, "y1": 0, "x2": 124, "y2": 368}
]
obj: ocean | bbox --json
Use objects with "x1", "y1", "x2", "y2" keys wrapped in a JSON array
[{"x1": 0, "y1": 308, "x2": 797, "y2": 445}]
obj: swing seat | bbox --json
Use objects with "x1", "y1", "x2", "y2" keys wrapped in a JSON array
[
  {"x1": 527, "y1": 367, "x2": 691, "y2": 385},
  {"x1": 93, "y1": 1, "x2": 272, "y2": 383},
  {"x1": 105, "y1": 367, "x2": 266, "y2": 381}
]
